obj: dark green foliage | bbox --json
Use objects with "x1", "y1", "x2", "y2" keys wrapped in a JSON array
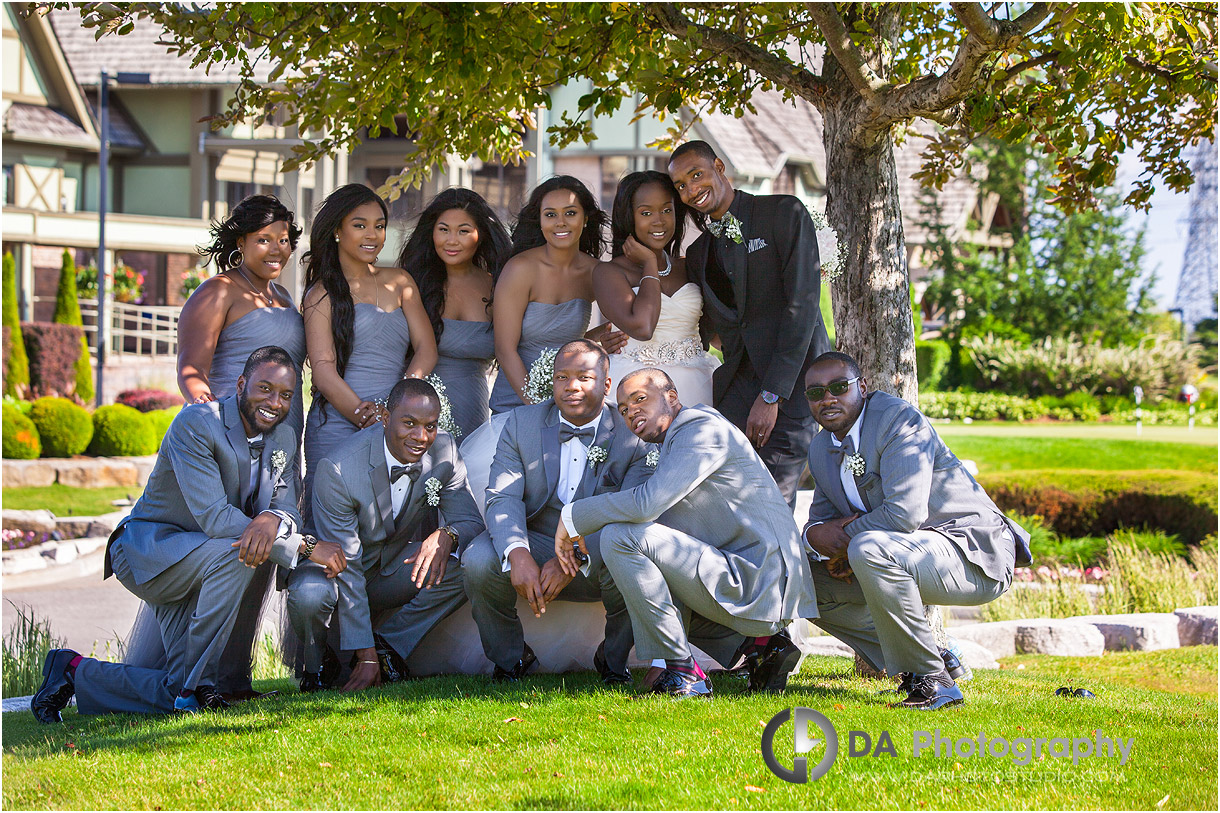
[
  {"x1": 146, "y1": 406, "x2": 180, "y2": 447},
  {"x1": 52, "y1": 249, "x2": 93, "y2": 402},
  {"x1": 88, "y1": 404, "x2": 158, "y2": 457},
  {"x1": 2, "y1": 252, "x2": 29, "y2": 398},
  {"x1": 1191, "y1": 318, "x2": 1217, "y2": 371},
  {"x1": 21, "y1": 323, "x2": 85, "y2": 399},
  {"x1": 28, "y1": 396, "x2": 93, "y2": 457},
  {"x1": 979, "y1": 469, "x2": 1218, "y2": 545},
  {"x1": 915, "y1": 339, "x2": 951, "y2": 391},
  {"x1": 2, "y1": 402, "x2": 41, "y2": 459}
]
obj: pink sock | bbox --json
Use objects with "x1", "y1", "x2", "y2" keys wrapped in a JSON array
[{"x1": 67, "y1": 655, "x2": 83, "y2": 674}]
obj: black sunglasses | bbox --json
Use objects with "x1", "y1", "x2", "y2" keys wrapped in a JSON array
[{"x1": 805, "y1": 377, "x2": 861, "y2": 402}]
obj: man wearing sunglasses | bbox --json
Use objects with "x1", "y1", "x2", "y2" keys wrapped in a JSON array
[{"x1": 801, "y1": 352, "x2": 1031, "y2": 710}]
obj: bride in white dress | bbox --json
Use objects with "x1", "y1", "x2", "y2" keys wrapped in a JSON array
[{"x1": 595, "y1": 170, "x2": 719, "y2": 407}]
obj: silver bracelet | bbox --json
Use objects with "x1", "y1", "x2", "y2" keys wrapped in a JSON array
[{"x1": 640, "y1": 274, "x2": 661, "y2": 283}]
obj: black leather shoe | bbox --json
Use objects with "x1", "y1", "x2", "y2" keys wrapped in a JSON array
[
  {"x1": 644, "y1": 668, "x2": 712, "y2": 699},
  {"x1": 592, "y1": 641, "x2": 631, "y2": 686},
  {"x1": 220, "y1": 688, "x2": 279, "y2": 704},
  {"x1": 940, "y1": 646, "x2": 971, "y2": 681},
  {"x1": 492, "y1": 644, "x2": 538, "y2": 682},
  {"x1": 891, "y1": 673, "x2": 963, "y2": 710},
  {"x1": 879, "y1": 672, "x2": 915, "y2": 696},
  {"x1": 30, "y1": 649, "x2": 78, "y2": 724},
  {"x1": 194, "y1": 685, "x2": 231, "y2": 711},
  {"x1": 299, "y1": 672, "x2": 327, "y2": 693},
  {"x1": 746, "y1": 631, "x2": 802, "y2": 693},
  {"x1": 373, "y1": 633, "x2": 409, "y2": 684}
]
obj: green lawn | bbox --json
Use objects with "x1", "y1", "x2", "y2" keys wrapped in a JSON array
[
  {"x1": 936, "y1": 421, "x2": 1218, "y2": 446},
  {"x1": 942, "y1": 434, "x2": 1219, "y2": 475},
  {"x1": 3, "y1": 648, "x2": 1215, "y2": 810},
  {"x1": 2, "y1": 484, "x2": 142, "y2": 517}
]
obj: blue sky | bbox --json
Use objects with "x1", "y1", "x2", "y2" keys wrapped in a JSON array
[{"x1": 1117, "y1": 150, "x2": 1199, "y2": 308}]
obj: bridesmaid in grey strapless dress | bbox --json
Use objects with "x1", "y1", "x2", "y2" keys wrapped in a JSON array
[
  {"x1": 303, "y1": 303, "x2": 411, "y2": 499},
  {"x1": 488, "y1": 298, "x2": 592, "y2": 413},
  {"x1": 433, "y1": 318, "x2": 494, "y2": 438},
  {"x1": 208, "y1": 305, "x2": 307, "y2": 438}
]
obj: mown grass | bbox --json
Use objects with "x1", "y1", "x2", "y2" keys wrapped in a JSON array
[
  {"x1": 2, "y1": 649, "x2": 1215, "y2": 810},
  {"x1": 942, "y1": 434, "x2": 1218, "y2": 475},
  {"x1": 2, "y1": 484, "x2": 141, "y2": 517}
]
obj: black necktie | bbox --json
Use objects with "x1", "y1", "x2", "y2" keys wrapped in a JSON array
[
  {"x1": 391, "y1": 464, "x2": 421, "y2": 484},
  {"x1": 248, "y1": 438, "x2": 265, "y2": 460},
  {"x1": 558, "y1": 425, "x2": 595, "y2": 446}
]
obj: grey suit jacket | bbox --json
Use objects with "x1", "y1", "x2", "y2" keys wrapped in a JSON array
[
  {"x1": 108, "y1": 396, "x2": 302, "y2": 585},
  {"x1": 485, "y1": 401, "x2": 652, "y2": 561},
  {"x1": 570, "y1": 404, "x2": 818, "y2": 625},
  {"x1": 311, "y1": 426, "x2": 484, "y2": 651},
  {"x1": 805, "y1": 391, "x2": 1033, "y2": 583},
  {"x1": 685, "y1": 190, "x2": 833, "y2": 418}
]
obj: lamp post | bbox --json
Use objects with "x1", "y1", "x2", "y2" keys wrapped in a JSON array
[{"x1": 95, "y1": 69, "x2": 150, "y2": 407}]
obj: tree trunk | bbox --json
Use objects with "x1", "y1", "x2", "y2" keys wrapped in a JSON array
[{"x1": 821, "y1": 101, "x2": 919, "y2": 404}]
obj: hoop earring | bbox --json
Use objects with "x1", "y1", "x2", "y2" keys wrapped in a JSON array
[{"x1": 227, "y1": 249, "x2": 243, "y2": 270}]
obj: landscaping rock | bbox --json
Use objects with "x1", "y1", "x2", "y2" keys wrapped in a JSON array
[
  {"x1": 1, "y1": 509, "x2": 57, "y2": 534},
  {"x1": 55, "y1": 459, "x2": 140, "y2": 488},
  {"x1": 122, "y1": 454, "x2": 157, "y2": 486},
  {"x1": 803, "y1": 637, "x2": 855, "y2": 658},
  {"x1": 73, "y1": 536, "x2": 107, "y2": 557},
  {"x1": 949, "y1": 620, "x2": 1023, "y2": 658},
  {"x1": 956, "y1": 639, "x2": 1000, "y2": 670},
  {"x1": 1014, "y1": 618, "x2": 1105, "y2": 656},
  {"x1": 42, "y1": 540, "x2": 77, "y2": 565},
  {"x1": 0, "y1": 459, "x2": 56, "y2": 487},
  {"x1": 1072, "y1": 613, "x2": 1181, "y2": 651},
  {"x1": 54, "y1": 510, "x2": 124, "y2": 541},
  {"x1": 1174, "y1": 606, "x2": 1219, "y2": 646},
  {"x1": 2, "y1": 549, "x2": 48, "y2": 575}
]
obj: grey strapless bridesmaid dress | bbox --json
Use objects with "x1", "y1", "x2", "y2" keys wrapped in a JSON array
[
  {"x1": 209, "y1": 305, "x2": 307, "y2": 440},
  {"x1": 432, "y1": 318, "x2": 494, "y2": 439},
  {"x1": 488, "y1": 298, "x2": 592, "y2": 414}
]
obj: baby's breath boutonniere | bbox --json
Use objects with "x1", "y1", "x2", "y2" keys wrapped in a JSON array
[
  {"x1": 586, "y1": 444, "x2": 608, "y2": 469},
  {"x1": 424, "y1": 373, "x2": 461, "y2": 438},
  {"x1": 645, "y1": 448, "x2": 660, "y2": 468},
  {"x1": 707, "y1": 211, "x2": 744, "y2": 244},
  {"x1": 270, "y1": 449, "x2": 288, "y2": 480},
  {"x1": 424, "y1": 476, "x2": 442, "y2": 507},
  {"x1": 525, "y1": 347, "x2": 559, "y2": 405},
  {"x1": 845, "y1": 452, "x2": 866, "y2": 477}
]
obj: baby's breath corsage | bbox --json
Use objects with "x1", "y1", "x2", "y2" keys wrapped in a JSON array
[
  {"x1": 845, "y1": 452, "x2": 866, "y2": 477},
  {"x1": 423, "y1": 476, "x2": 442, "y2": 507},
  {"x1": 424, "y1": 373, "x2": 461, "y2": 438},
  {"x1": 645, "y1": 448, "x2": 660, "y2": 468},
  {"x1": 270, "y1": 449, "x2": 288, "y2": 481},
  {"x1": 524, "y1": 347, "x2": 559, "y2": 405},
  {"x1": 586, "y1": 444, "x2": 609, "y2": 469}
]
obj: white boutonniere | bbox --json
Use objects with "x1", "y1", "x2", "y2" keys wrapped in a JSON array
[
  {"x1": 424, "y1": 476, "x2": 442, "y2": 507},
  {"x1": 525, "y1": 347, "x2": 559, "y2": 405},
  {"x1": 845, "y1": 452, "x2": 866, "y2": 477},
  {"x1": 424, "y1": 373, "x2": 461, "y2": 438},
  {"x1": 586, "y1": 444, "x2": 608, "y2": 469},
  {"x1": 645, "y1": 448, "x2": 660, "y2": 468},
  {"x1": 707, "y1": 211, "x2": 744, "y2": 244},
  {"x1": 270, "y1": 449, "x2": 288, "y2": 480}
]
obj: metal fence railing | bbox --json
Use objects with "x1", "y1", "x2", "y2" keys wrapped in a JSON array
[{"x1": 31, "y1": 297, "x2": 181, "y2": 361}]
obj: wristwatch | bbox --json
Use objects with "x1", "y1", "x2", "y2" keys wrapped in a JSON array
[
  {"x1": 760, "y1": 390, "x2": 782, "y2": 405},
  {"x1": 300, "y1": 534, "x2": 318, "y2": 560},
  {"x1": 440, "y1": 525, "x2": 459, "y2": 547}
]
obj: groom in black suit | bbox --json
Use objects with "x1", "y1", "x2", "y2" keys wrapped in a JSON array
[{"x1": 669, "y1": 141, "x2": 832, "y2": 505}]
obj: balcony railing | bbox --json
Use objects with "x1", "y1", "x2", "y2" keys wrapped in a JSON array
[{"x1": 31, "y1": 297, "x2": 181, "y2": 361}]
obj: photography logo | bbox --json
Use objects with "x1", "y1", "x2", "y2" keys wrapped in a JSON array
[{"x1": 761, "y1": 707, "x2": 838, "y2": 783}]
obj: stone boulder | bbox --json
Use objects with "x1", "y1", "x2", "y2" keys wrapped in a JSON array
[
  {"x1": 949, "y1": 620, "x2": 1023, "y2": 658},
  {"x1": 1014, "y1": 618, "x2": 1105, "y2": 656},
  {"x1": 1, "y1": 509, "x2": 56, "y2": 535},
  {"x1": 55, "y1": 459, "x2": 140, "y2": 488},
  {"x1": 956, "y1": 638, "x2": 1000, "y2": 670},
  {"x1": 1174, "y1": 606, "x2": 1219, "y2": 646},
  {"x1": 0, "y1": 459, "x2": 56, "y2": 487},
  {"x1": 1071, "y1": 613, "x2": 1181, "y2": 652}
]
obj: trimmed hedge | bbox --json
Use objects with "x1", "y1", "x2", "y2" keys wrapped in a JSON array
[
  {"x1": 3, "y1": 252, "x2": 29, "y2": 398},
  {"x1": 21, "y1": 322, "x2": 84, "y2": 399},
  {"x1": 28, "y1": 396, "x2": 92, "y2": 457},
  {"x1": 920, "y1": 390, "x2": 1218, "y2": 424},
  {"x1": 916, "y1": 339, "x2": 951, "y2": 391},
  {"x1": 147, "y1": 406, "x2": 181, "y2": 447},
  {"x1": 2, "y1": 403, "x2": 41, "y2": 459},
  {"x1": 979, "y1": 469, "x2": 1218, "y2": 546},
  {"x1": 89, "y1": 403, "x2": 158, "y2": 457},
  {"x1": 117, "y1": 388, "x2": 184, "y2": 412},
  {"x1": 53, "y1": 249, "x2": 93, "y2": 403}
]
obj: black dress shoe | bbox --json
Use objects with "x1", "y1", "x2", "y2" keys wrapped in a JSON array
[
  {"x1": 746, "y1": 631, "x2": 802, "y2": 693},
  {"x1": 373, "y1": 633, "x2": 409, "y2": 683},
  {"x1": 878, "y1": 672, "x2": 914, "y2": 696},
  {"x1": 940, "y1": 646, "x2": 971, "y2": 681},
  {"x1": 194, "y1": 685, "x2": 231, "y2": 711},
  {"x1": 299, "y1": 672, "x2": 327, "y2": 693},
  {"x1": 30, "y1": 649, "x2": 78, "y2": 724},
  {"x1": 492, "y1": 644, "x2": 538, "y2": 682},
  {"x1": 644, "y1": 668, "x2": 712, "y2": 699},
  {"x1": 891, "y1": 673, "x2": 963, "y2": 710},
  {"x1": 220, "y1": 688, "x2": 279, "y2": 703},
  {"x1": 592, "y1": 641, "x2": 631, "y2": 686}
]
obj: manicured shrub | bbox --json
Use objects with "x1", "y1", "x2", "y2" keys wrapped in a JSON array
[
  {"x1": 52, "y1": 249, "x2": 93, "y2": 403},
  {"x1": 2, "y1": 403, "x2": 41, "y2": 459},
  {"x1": 146, "y1": 406, "x2": 181, "y2": 447},
  {"x1": 88, "y1": 403, "x2": 158, "y2": 457},
  {"x1": 915, "y1": 339, "x2": 951, "y2": 391},
  {"x1": 979, "y1": 469, "x2": 1218, "y2": 546},
  {"x1": 28, "y1": 396, "x2": 93, "y2": 457},
  {"x1": 117, "y1": 388, "x2": 184, "y2": 412},
  {"x1": 919, "y1": 391, "x2": 1049, "y2": 421},
  {"x1": 2, "y1": 253, "x2": 29, "y2": 399},
  {"x1": 21, "y1": 323, "x2": 84, "y2": 399}
]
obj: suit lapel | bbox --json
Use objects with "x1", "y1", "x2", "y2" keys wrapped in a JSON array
[
  {"x1": 397, "y1": 450, "x2": 435, "y2": 529},
  {"x1": 369, "y1": 434, "x2": 396, "y2": 539},
  {"x1": 541, "y1": 402, "x2": 561, "y2": 501},
  {"x1": 816, "y1": 431, "x2": 855, "y2": 517},
  {"x1": 727, "y1": 192, "x2": 751, "y2": 307},
  {"x1": 255, "y1": 436, "x2": 274, "y2": 513},
  {"x1": 853, "y1": 395, "x2": 880, "y2": 512},
  {"x1": 575, "y1": 405, "x2": 613, "y2": 500},
  {"x1": 222, "y1": 397, "x2": 254, "y2": 509}
]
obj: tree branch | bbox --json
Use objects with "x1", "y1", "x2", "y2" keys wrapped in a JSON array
[
  {"x1": 645, "y1": 3, "x2": 828, "y2": 102},
  {"x1": 805, "y1": 2, "x2": 888, "y2": 103},
  {"x1": 950, "y1": 2, "x2": 999, "y2": 46}
]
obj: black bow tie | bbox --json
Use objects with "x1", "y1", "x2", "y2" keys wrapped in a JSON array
[
  {"x1": 558, "y1": 425, "x2": 595, "y2": 446},
  {"x1": 829, "y1": 437, "x2": 857, "y2": 459},
  {"x1": 390, "y1": 464, "x2": 421, "y2": 484},
  {"x1": 248, "y1": 438, "x2": 265, "y2": 460}
]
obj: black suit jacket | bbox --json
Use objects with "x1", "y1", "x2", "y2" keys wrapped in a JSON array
[{"x1": 686, "y1": 189, "x2": 833, "y2": 419}]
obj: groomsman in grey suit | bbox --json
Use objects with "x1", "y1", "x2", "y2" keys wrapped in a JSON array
[
  {"x1": 31, "y1": 347, "x2": 345, "y2": 721},
  {"x1": 801, "y1": 352, "x2": 1031, "y2": 710},
  {"x1": 556, "y1": 368, "x2": 818, "y2": 698},
  {"x1": 288, "y1": 377, "x2": 484, "y2": 692},
  {"x1": 464, "y1": 340, "x2": 653, "y2": 683}
]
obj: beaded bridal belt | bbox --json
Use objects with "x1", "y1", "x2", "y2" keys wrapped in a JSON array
[{"x1": 624, "y1": 337, "x2": 705, "y2": 366}]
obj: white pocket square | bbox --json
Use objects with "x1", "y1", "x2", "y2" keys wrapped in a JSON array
[{"x1": 747, "y1": 237, "x2": 768, "y2": 253}]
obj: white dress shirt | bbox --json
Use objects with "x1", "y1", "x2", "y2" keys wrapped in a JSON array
[
  {"x1": 503, "y1": 412, "x2": 603, "y2": 571},
  {"x1": 804, "y1": 402, "x2": 868, "y2": 561},
  {"x1": 246, "y1": 433, "x2": 298, "y2": 567},
  {"x1": 383, "y1": 439, "x2": 418, "y2": 517}
]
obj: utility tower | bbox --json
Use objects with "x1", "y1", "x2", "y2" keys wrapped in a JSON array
[{"x1": 1174, "y1": 141, "x2": 1218, "y2": 332}]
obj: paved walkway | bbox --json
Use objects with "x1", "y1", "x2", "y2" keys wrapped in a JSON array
[{"x1": 3, "y1": 566, "x2": 141, "y2": 655}]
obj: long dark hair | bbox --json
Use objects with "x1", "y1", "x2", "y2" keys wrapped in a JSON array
[
  {"x1": 302, "y1": 183, "x2": 388, "y2": 386},
  {"x1": 397, "y1": 187, "x2": 511, "y2": 344},
  {"x1": 509, "y1": 176, "x2": 608, "y2": 260},
  {"x1": 609, "y1": 171, "x2": 688, "y2": 260},
  {"x1": 198, "y1": 194, "x2": 301, "y2": 270}
]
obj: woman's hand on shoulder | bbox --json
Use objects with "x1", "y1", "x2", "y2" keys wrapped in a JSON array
[{"x1": 621, "y1": 236, "x2": 657, "y2": 271}]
